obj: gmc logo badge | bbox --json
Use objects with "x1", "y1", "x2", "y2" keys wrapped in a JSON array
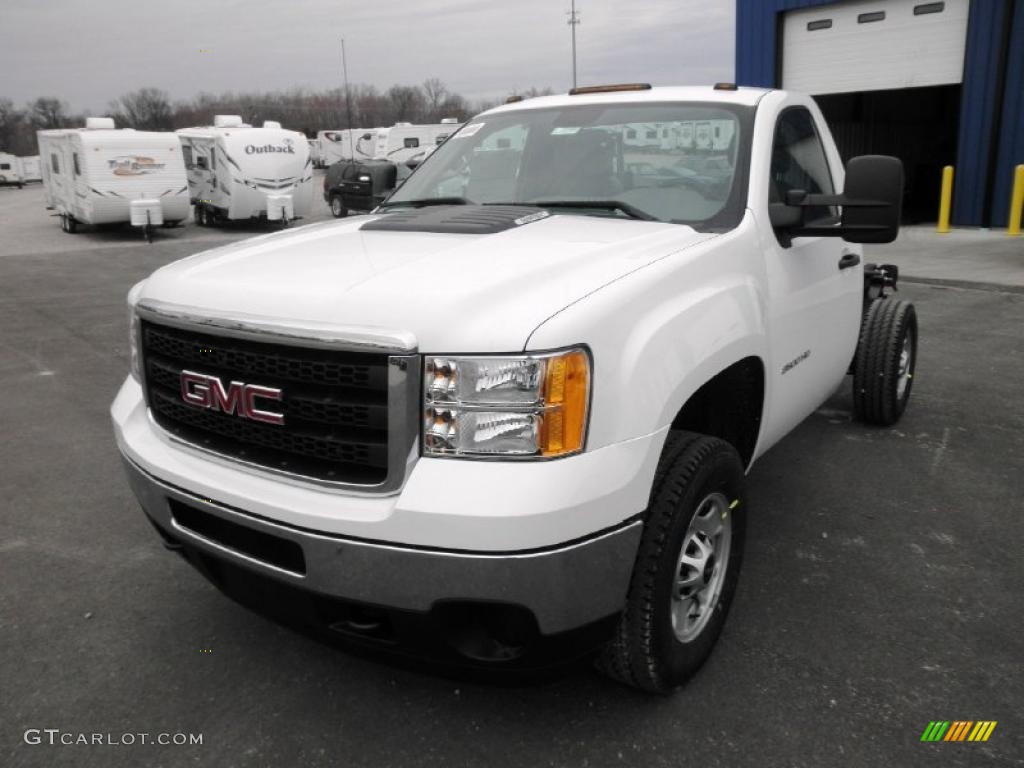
[{"x1": 180, "y1": 370, "x2": 284, "y2": 425}]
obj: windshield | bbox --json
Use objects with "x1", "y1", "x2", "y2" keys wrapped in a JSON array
[{"x1": 384, "y1": 102, "x2": 752, "y2": 230}]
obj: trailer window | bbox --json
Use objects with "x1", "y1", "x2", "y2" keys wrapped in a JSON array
[
  {"x1": 196, "y1": 154, "x2": 208, "y2": 170},
  {"x1": 403, "y1": 138, "x2": 420, "y2": 149},
  {"x1": 51, "y1": 154, "x2": 60, "y2": 173},
  {"x1": 0, "y1": 163, "x2": 9, "y2": 170},
  {"x1": 436, "y1": 134, "x2": 449, "y2": 145},
  {"x1": 182, "y1": 146, "x2": 194, "y2": 169},
  {"x1": 73, "y1": 153, "x2": 81, "y2": 176}
]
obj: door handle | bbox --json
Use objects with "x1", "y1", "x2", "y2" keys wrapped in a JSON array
[{"x1": 838, "y1": 252, "x2": 861, "y2": 270}]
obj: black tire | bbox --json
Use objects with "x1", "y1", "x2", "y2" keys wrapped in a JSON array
[
  {"x1": 65, "y1": 215, "x2": 78, "y2": 234},
  {"x1": 194, "y1": 206, "x2": 206, "y2": 227},
  {"x1": 853, "y1": 298, "x2": 917, "y2": 426},
  {"x1": 330, "y1": 194, "x2": 348, "y2": 218},
  {"x1": 597, "y1": 431, "x2": 746, "y2": 693}
]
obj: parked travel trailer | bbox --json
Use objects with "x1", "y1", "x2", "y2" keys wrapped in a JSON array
[
  {"x1": 37, "y1": 118, "x2": 188, "y2": 238},
  {"x1": 0, "y1": 152, "x2": 24, "y2": 187},
  {"x1": 317, "y1": 128, "x2": 382, "y2": 166},
  {"x1": 177, "y1": 116, "x2": 313, "y2": 226},
  {"x1": 372, "y1": 119, "x2": 461, "y2": 165},
  {"x1": 17, "y1": 155, "x2": 42, "y2": 183}
]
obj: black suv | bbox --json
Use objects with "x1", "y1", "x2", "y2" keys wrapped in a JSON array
[{"x1": 322, "y1": 160, "x2": 399, "y2": 218}]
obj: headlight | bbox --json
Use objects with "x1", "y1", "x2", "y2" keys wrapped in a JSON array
[
  {"x1": 126, "y1": 281, "x2": 145, "y2": 381},
  {"x1": 423, "y1": 348, "x2": 590, "y2": 458}
]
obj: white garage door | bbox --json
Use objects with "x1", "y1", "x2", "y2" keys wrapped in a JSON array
[{"x1": 781, "y1": 0, "x2": 969, "y2": 95}]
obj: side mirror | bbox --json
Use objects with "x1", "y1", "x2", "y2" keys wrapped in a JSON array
[
  {"x1": 769, "y1": 154, "x2": 904, "y2": 244},
  {"x1": 840, "y1": 155, "x2": 903, "y2": 243}
]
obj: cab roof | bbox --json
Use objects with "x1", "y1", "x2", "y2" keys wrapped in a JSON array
[{"x1": 483, "y1": 85, "x2": 771, "y2": 116}]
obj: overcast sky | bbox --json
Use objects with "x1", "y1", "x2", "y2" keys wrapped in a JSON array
[{"x1": 3, "y1": 0, "x2": 735, "y2": 112}]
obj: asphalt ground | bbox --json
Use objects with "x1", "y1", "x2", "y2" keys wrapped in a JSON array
[{"x1": 1, "y1": 194, "x2": 1022, "y2": 767}]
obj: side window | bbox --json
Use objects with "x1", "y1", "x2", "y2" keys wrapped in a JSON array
[
  {"x1": 182, "y1": 145, "x2": 194, "y2": 169},
  {"x1": 51, "y1": 153, "x2": 60, "y2": 173},
  {"x1": 73, "y1": 153, "x2": 81, "y2": 176},
  {"x1": 770, "y1": 107, "x2": 836, "y2": 224},
  {"x1": 403, "y1": 137, "x2": 420, "y2": 149},
  {"x1": 435, "y1": 134, "x2": 449, "y2": 145},
  {"x1": 0, "y1": 163, "x2": 10, "y2": 170},
  {"x1": 195, "y1": 154, "x2": 208, "y2": 170}
]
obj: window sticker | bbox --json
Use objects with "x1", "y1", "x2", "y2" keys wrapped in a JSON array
[
  {"x1": 551, "y1": 126, "x2": 581, "y2": 135},
  {"x1": 455, "y1": 122, "x2": 485, "y2": 138}
]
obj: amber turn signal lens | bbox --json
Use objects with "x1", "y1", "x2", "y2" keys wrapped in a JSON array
[{"x1": 539, "y1": 349, "x2": 589, "y2": 456}]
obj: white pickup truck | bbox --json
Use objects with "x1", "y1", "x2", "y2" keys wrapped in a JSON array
[{"x1": 112, "y1": 84, "x2": 917, "y2": 693}]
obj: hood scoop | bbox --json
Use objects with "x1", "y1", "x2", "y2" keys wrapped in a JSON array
[{"x1": 361, "y1": 204, "x2": 549, "y2": 235}]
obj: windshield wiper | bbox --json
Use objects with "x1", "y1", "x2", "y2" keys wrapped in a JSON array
[
  {"x1": 379, "y1": 196, "x2": 473, "y2": 209},
  {"x1": 514, "y1": 199, "x2": 658, "y2": 221}
]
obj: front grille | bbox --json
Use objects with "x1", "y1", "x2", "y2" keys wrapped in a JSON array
[{"x1": 142, "y1": 320, "x2": 391, "y2": 484}]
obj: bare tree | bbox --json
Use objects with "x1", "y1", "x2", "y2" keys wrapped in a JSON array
[
  {"x1": 112, "y1": 87, "x2": 173, "y2": 131},
  {"x1": 28, "y1": 97, "x2": 71, "y2": 129},
  {"x1": 422, "y1": 78, "x2": 448, "y2": 121},
  {"x1": 386, "y1": 85, "x2": 425, "y2": 123},
  {"x1": 0, "y1": 98, "x2": 27, "y2": 152}
]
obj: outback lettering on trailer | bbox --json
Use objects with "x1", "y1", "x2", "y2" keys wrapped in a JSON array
[
  {"x1": 179, "y1": 370, "x2": 284, "y2": 425},
  {"x1": 244, "y1": 138, "x2": 295, "y2": 155}
]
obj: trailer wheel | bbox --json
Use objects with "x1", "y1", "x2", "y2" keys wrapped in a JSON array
[
  {"x1": 853, "y1": 298, "x2": 918, "y2": 426},
  {"x1": 330, "y1": 194, "x2": 348, "y2": 218},
  {"x1": 61, "y1": 214, "x2": 78, "y2": 234},
  {"x1": 194, "y1": 206, "x2": 208, "y2": 227}
]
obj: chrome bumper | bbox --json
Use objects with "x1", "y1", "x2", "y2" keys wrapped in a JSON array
[{"x1": 122, "y1": 456, "x2": 642, "y2": 635}]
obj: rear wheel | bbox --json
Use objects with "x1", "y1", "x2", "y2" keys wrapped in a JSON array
[
  {"x1": 597, "y1": 431, "x2": 746, "y2": 693},
  {"x1": 853, "y1": 298, "x2": 917, "y2": 426},
  {"x1": 330, "y1": 194, "x2": 348, "y2": 218}
]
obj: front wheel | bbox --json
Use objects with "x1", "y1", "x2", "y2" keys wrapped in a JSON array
[
  {"x1": 597, "y1": 431, "x2": 746, "y2": 693},
  {"x1": 853, "y1": 298, "x2": 917, "y2": 426},
  {"x1": 330, "y1": 194, "x2": 348, "y2": 218}
]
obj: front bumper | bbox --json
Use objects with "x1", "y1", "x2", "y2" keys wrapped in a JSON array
[
  {"x1": 113, "y1": 375, "x2": 665, "y2": 660},
  {"x1": 124, "y1": 455, "x2": 641, "y2": 636}
]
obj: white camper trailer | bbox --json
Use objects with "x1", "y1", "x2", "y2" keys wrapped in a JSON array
[
  {"x1": 372, "y1": 119, "x2": 461, "y2": 165},
  {"x1": 37, "y1": 118, "x2": 189, "y2": 238},
  {"x1": 0, "y1": 152, "x2": 24, "y2": 187},
  {"x1": 17, "y1": 155, "x2": 42, "y2": 183},
  {"x1": 317, "y1": 128, "x2": 381, "y2": 166},
  {"x1": 177, "y1": 116, "x2": 313, "y2": 226}
]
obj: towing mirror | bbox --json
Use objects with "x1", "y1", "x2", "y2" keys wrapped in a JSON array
[{"x1": 769, "y1": 155, "x2": 904, "y2": 244}]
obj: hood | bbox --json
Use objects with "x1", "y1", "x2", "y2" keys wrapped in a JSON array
[{"x1": 140, "y1": 212, "x2": 716, "y2": 352}]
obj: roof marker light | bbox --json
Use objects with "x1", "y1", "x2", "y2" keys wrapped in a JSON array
[{"x1": 569, "y1": 83, "x2": 652, "y2": 95}]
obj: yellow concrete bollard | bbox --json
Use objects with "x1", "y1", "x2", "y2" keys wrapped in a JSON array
[
  {"x1": 1009, "y1": 165, "x2": 1024, "y2": 237},
  {"x1": 937, "y1": 165, "x2": 954, "y2": 234}
]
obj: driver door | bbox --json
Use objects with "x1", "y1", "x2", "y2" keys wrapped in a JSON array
[{"x1": 760, "y1": 103, "x2": 863, "y2": 447}]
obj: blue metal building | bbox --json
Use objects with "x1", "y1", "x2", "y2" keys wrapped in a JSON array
[{"x1": 736, "y1": 0, "x2": 1023, "y2": 227}]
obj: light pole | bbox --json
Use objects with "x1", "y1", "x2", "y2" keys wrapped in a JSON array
[
  {"x1": 341, "y1": 38, "x2": 354, "y2": 159},
  {"x1": 567, "y1": 1, "x2": 580, "y2": 90}
]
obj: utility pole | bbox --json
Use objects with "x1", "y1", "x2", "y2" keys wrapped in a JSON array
[
  {"x1": 341, "y1": 38, "x2": 354, "y2": 159},
  {"x1": 567, "y1": 1, "x2": 580, "y2": 90}
]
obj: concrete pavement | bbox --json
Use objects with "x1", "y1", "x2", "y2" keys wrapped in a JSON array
[{"x1": 865, "y1": 225, "x2": 1024, "y2": 290}]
